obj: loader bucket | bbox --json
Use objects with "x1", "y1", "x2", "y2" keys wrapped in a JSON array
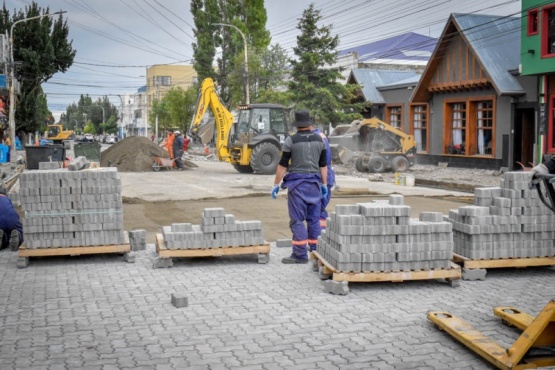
[{"x1": 330, "y1": 144, "x2": 354, "y2": 165}]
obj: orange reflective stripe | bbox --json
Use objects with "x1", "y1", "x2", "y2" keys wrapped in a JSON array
[
  {"x1": 319, "y1": 219, "x2": 327, "y2": 227},
  {"x1": 308, "y1": 239, "x2": 318, "y2": 244},
  {"x1": 292, "y1": 239, "x2": 308, "y2": 246}
]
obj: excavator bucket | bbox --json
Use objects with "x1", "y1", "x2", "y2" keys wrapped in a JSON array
[{"x1": 193, "y1": 119, "x2": 215, "y2": 145}]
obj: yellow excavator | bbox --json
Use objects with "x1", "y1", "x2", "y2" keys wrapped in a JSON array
[
  {"x1": 188, "y1": 78, "x2": 289, "y2": 174},
  {"x1": 45, "y1": 124, "x2": 75, "y2": 143},
  {"x1": 328, "y1": 117, "x2": 417, "y2": 173}
]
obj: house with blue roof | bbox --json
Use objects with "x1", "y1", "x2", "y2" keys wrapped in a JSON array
[
  {"x1": 336, "y1": 32, "x2": 437, "y2": 80},
  {"x1": 410, "y1": 13, "x2": 538, "y2": 170}
]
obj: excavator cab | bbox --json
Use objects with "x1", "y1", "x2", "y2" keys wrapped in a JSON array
[
  {"x1": 233, "y1": 104, "x2": 288, "y2": 145},
  {"x1": 228, "y1": 104, "x2": 289, "y2": 174}
]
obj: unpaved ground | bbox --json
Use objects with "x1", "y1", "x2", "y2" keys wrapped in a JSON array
[{"x1": 123, "y1": 194, "x2": 471, "y2": 243}]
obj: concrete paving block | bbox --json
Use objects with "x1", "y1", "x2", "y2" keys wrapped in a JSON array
[
  {"x1": 153, "y1": 257, "x2": 173, "y2": 268},
  {"x1": 462, "y1": 267, "x2": 487, "y2": 281},
  {"x1": 388, "y1": 194, "x2": 404, "y2": 205},
  {"x1": 16, "y1": 257, "x2": 29, "y2": 269},
  {"x1": 171, "y1": 293, "x2": 188, "y2": 308},
  {"x1": 128, "y1": 229, "x2": 147, "y2": 238},
  {"x1": 459, "y1": 206, "x2": 490, "y2": 217},
  {"x1": 39, "y1": 162, "x2": 60, "y2": 170},
  {"x1": 276, "y1": 239, "x2": 292, "y2": 248},
  {"x1": 419, "y1": 212, "x2": 443, "y2": 222},
  {"x1": 335, "y1": 204, "x2": 360, "y2": 215},
  {"x1": 123, "y1": 252, "x2": 136, "y2": 263},
  {"x1": 224, "y1": 214, "x2": 235, "y2": 224},
  {"x1": 322, "y1": 280, "x2": 349, "y2": 295},
  {"x1": 257, "y1": 253, "x2": 270, "y2": 264},
  {"x1": 170, "y1": 224, "x2": 192, "y2": 232},
  {"x1": 203, "y1": 208, "x2": 225, "y2": 218}
]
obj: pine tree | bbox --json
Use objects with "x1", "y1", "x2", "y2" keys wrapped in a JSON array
[{"x1": 289, "y1": 3, "x2": 361, "y2": 125}]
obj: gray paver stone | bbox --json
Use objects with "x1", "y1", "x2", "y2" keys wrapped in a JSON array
[
  {"x1": 322, "y1": 280, "x2": 349, "y2": 295},
  {"x1": 123, "y1": 252, "x2": 136, "y2": 263},
  {"x1": 171, "y1": 293, "x2": 188, "y2": 308},
  {"x1": 16, "y1": 257, "x2": 29, "y2": 268},
  {"x1": 461, "y1": 267, "x2": 487, "y2": 281},
  {"x1": 152, "y1": 257, "x2": 173, "y2": 269}
]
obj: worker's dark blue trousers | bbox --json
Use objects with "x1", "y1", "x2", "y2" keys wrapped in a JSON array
[
  {"x1": 283, "y1": 174, "x2": 322, "y2": 260},
  {"x1": 320, "y1": 184, "x2": 332, "y2": 229},
  {"x1": 0, "y1": 195, "x2": 23, "y2": 248}
]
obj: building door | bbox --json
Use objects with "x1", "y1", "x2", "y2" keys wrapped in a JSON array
[{"x1": 513, "y1": 107, "x2": 535, "y2": 170}]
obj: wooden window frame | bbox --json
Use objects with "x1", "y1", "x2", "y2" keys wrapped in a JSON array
[
  {"x1": 386, "y1": 104, "x2": 403, "y2": 130},
  {"x1": 409, "y1": 104, "x2": 429, "y2": 153},
  {"x1": 528, "y1": 8, "x2": 539, "y2": 36},
  {"x1": 541, "y1": 4, "x2": 555, "y2": 58},
  {"x1": 443, "y1": 96, "x2": 496, "y2": 157}
]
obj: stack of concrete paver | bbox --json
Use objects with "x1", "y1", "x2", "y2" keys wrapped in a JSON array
[
  {"x1": 317, "y1": 195, "x2": 453, "y2": 272},
  {"x1": 161, "y1": 207, "x2": 264, "y2": 249},
  {"x1": 18, "y1": 168, "x2": 126, "y2": 248},
  {"x1": 447, "y1": 171, "x2": 555, "y2": 259}
]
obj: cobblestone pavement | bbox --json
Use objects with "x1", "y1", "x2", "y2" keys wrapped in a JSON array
[{"x1": 0, "y1": 244, "x2": 554, "y2": 370}]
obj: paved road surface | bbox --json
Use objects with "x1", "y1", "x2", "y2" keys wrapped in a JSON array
[{"x1": 0, "y1": 159, "x2": 553, "y2": 369}]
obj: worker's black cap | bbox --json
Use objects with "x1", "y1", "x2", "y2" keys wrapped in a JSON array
[{"x1": 292, "y1": 110, "x2": 312, "y2": 128}]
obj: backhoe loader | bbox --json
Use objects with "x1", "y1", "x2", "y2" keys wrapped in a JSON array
[
  {"x1": 188, "y1": 78, "x2": 289, "y2": 175},
  {"x1": 328, "y1": 117, "x2": 417, "y2": 173}
]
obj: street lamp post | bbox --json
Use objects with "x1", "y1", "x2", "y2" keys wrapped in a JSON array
[
  {"x1": 213, "y1": 23, "x2": 249, "y2": 104},
  {"x1": 8, "y1": 11, "x2": 66, "y2": 153}
]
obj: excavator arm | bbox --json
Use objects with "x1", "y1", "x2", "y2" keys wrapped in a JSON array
[{"x1": 189, "y1": 78, "x2": 234, "y2": 162}]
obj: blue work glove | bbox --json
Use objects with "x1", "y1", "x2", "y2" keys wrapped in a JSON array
[
  {"x1": 321, "y1": 184, "x2": 328, "y2": 199},
  {"x1": 271, "y1": 185, "x2": 280, "y2": 199}
]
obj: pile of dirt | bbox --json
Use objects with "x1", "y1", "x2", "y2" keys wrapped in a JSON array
[{"x1": 100, "y1": 136, "x2": 170, "y2": 172}]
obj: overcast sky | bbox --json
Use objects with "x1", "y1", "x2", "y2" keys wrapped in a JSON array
[{"x1": 5, "y1": 0, "x2": 522, "y2": 121}]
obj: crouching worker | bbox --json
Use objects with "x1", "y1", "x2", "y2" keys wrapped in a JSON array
[
  {"x1": 272, "y1": 110, "x2": 328, "y2": 264},
  {"x1": 0, "y1": 186, "x2": 23, "y2": 250}
]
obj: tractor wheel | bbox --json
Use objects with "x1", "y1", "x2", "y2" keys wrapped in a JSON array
[
  {"x1": 368, "y1": 157, "x2": 386, "y2": 173},
  {"x1": 392, "y1": 156, "x2": 410, "y2": 172},
  {"x1": 355, "y1": 157, "x2": 368, "y2": 173},
  {"x1": 233, "y1": 164, "x2": 254, "y2": 174},
  {"x1": 250, "y1": 142, "x2": 280, "y2": 174}
]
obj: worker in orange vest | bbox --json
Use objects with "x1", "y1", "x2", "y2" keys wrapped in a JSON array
[{"x1": 165, "y1": 129, "x2": 175, "y2": 159}]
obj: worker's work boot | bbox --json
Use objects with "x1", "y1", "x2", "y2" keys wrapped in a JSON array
[
  {"x1": 9, "y1": 230, "x2": 20, "y2": 251},
  {"x1": 281, "y1": 255, "x2": 308, "y2": 264}
]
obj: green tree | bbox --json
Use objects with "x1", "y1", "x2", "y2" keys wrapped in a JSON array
[
  {"x1": 149, "y1": 86, "x2": 197, "y2": 133},
  {"x1": 62, "y1": 95, "x2": 118, "y2": 134},
  {"x1": 289, "y1": 3, "x2": 362, "y2": 125},
  {"x1": 191, "y1": 0, "x2": 218, "y2": 82},
  {"x1": 0, "y1": 2, "x2": 75, "y2": 132},
  {"x1": 191, "y1": 0, "x2": 270, "y2": 104},
  {"x1": 83, "y1": 121, "x2": 95, "y2": 134}
]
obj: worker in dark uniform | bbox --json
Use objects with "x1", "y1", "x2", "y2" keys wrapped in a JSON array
[
  {"x1": 173, "y1": 131, "x2": 185, "y2": 170},
  {"x1": 272, "y1": 110, "x2": 328, "y2": 264},
  {"x1": 0, "y1": 186, "x2": 23, "y2": 250},
  {"x1": 313, "y1": 127, "x2": 335, "y2": 230}
]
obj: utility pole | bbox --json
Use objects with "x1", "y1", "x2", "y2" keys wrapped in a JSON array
[{"x1": 8, "y1": 11, "x2": 66, "y2": 154}]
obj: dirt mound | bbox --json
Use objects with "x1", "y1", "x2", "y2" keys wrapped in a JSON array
[{"x1": 100, "y1": 136, "x2": 169, "y2": 172}]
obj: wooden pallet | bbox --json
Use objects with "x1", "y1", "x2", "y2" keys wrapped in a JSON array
[
  {"x1": 310, "y1": 251, "x2": 461, "y2": 294},
  {"x1": 453, "y1": 253, "x2": 555, "y2": 269},
  {"x1": 154, "y1": 233, "x2": 270, "y2": 266},
  {"x1": 17, "y1": 243, "x2": 132, "y2": 268},
  {"x1": 452, "y1": 253, "x2": 555, "y2": 281}
]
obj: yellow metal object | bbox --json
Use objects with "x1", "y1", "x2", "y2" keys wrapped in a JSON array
[
  {"x1": 428, "y1": 300, "x2": 555, "y2": 370},
  {"x1": 238, "y1": 143, "x2": 252, "y2": 166}
]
